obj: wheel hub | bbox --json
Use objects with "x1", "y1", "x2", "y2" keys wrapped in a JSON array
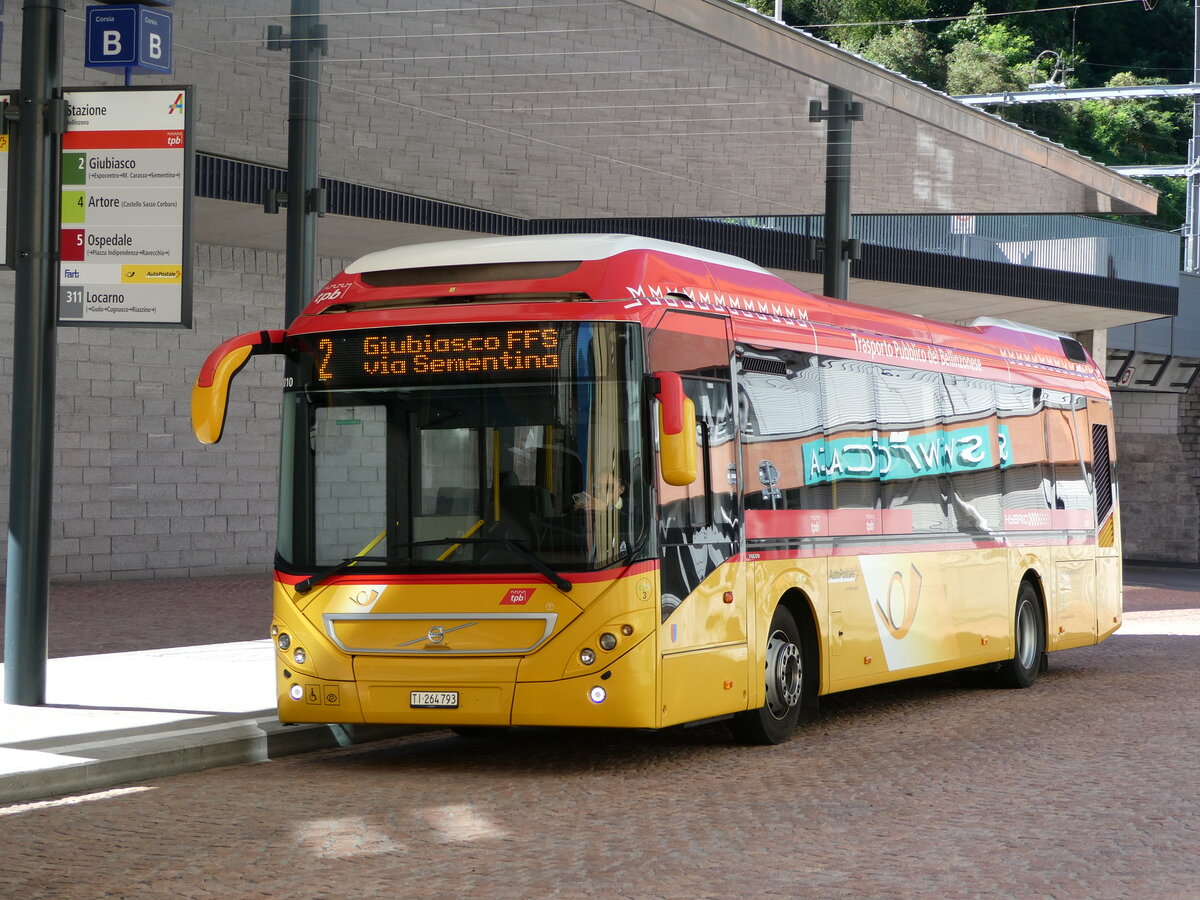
[{"x1": 764, "y1": 629, "x2": 802, "y2": 720}]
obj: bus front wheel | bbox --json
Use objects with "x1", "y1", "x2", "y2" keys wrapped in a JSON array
[
  {"x1": 730, "y1": 605, "x2": 811, "y2": 745},
  {"x1": 993, "y1": 581, "x2": 1045, "y2": 689}
]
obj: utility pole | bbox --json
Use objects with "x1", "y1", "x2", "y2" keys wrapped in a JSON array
[
  {"x1": 810, "y1": 87, "x2": 864, "y2": 300},
  {"x1": 266, "y1": 0, "x2": 325, "y2": 562},
  {"x1": 1188, "y1": 0, "x2": 1200, "y2": 273},
  {"x1": 5, "y1": 0, "x2": 66, "y2": 705},
  {"x1": 266, "y1": 0, "x2": 326, "y2": 323}
]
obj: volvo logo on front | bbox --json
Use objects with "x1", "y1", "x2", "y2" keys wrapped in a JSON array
[{"x1": 395, "y1": 621, "x2": 478, "y2": 650}]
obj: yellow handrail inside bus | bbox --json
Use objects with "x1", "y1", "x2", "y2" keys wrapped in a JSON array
[
  {"x1": 438, "y1": 518, "x2": 485, "y2": 561},
  {"x1": 354, "y1": 529, "x2": 387, "y2": 559}
]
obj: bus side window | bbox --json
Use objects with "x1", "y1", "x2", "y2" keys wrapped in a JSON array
[
  {"x1": 738, "y1": 351, "x2": 825, "y2": 511},
  {"x1": 997, "y1": 383, "x2": 1053, "y2": 523},
  {"x1": 1049, "y1": 394, "x2": 1091, "y2": 512},
  {"x1": 661, "y1": 377, "x2": 735, "y2": 538},
  {"x1": 943, "y1": 376, "x2": 1002, "y2": 534},
  {"x1": 877, "y1": 365, "x2": 948, "y2": 533},
  {"x1": 657, "y1": 376, "x2": 738, "y2": 620},
  {"x1": 821, "y1": 356, "x2": 880, "y2": 512}
]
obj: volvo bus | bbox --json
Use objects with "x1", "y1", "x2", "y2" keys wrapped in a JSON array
[{"x1": 192, "y1": 234, "x2": 1121, "y2": 744}]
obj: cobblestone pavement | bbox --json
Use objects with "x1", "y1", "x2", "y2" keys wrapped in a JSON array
[
  {"x1": 1, "y1": 571, "x2": 1197, "y2": 900},
  {"x1": 0, "y1": 573, "x2": 272, "y2": 660}
]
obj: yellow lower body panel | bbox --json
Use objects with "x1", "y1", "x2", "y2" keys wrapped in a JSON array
[
  {"x1": 362, "y1": 683, "x2": 513, "y2": 726},
  {"x1": 277, "y1": 637, "x2": 661, "y2": 729},
  {"x1": 511, "y1": 634, "x2": 659, "y2": 729},
  {"x1": 660, "y1": 643, "x2": 748, "y2": 727},
  {"x1": 277, "y1": 670, "x2": 366, "y2": 724},
  {"x1": 357, "y1": 657, "x2": 520, "y2": 726}
]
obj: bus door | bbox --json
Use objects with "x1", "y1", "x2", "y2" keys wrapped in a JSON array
[{"x1": 649, "y1": 311, "x2": 748, "y2": 726}]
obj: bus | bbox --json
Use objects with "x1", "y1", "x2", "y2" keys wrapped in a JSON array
[{"x1": 192, "y1": 234, "x2": 1122, "y2": 744}]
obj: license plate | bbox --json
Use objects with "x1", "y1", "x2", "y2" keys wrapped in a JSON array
[{"x1": 410, "y1": 691, "x2": 459, "y2": 709}]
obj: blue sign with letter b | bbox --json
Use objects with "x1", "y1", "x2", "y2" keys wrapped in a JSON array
[{"x1": 86, "y1": 4, "x2": 172, "y2": 74}]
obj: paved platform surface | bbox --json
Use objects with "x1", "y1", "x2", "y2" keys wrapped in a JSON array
[
  {"x1": 0, "y1": 574, "x2": 404, "y2": 804},
  {"x1": 0, "y1": 565, "x2": 1195, "y2": 806}
]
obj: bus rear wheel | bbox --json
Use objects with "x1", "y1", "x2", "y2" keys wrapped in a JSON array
[
  {"x1": 993, "y1": 582, "x2": 1045, "y2": 689},
  {"x1": 730, "y1": 605, "x2": 810, "y2": 745}
]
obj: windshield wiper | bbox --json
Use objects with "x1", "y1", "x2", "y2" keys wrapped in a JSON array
[
  {"x1": 295, "y1": 554, "x2": 394, "y2": 594},
  {"x1": 294, "y1": 538, "x2": 572, "y2": 594},
  {"x1": 442, "y1": 537, "x2": 572, "y2": 592}
]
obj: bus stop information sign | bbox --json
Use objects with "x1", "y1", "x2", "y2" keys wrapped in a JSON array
[{"x1": 58, "y1": 86, "x2": 193, "y2": 328}]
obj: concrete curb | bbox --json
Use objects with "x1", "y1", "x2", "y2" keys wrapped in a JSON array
[{"x1": 0, "y1": 713, "x2": 416, "y2": 805}]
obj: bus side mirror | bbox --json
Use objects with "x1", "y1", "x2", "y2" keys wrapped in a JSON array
[
  {"x1": 654, "y1": 371, "x2": 697, "y2": 486},
  {"x1": 192, "y1": 330, "x2": 286, "y2": 444}
]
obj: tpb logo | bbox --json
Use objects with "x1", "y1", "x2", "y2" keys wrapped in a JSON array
[{"x1": 501, "y1": 588, "x2": 535, "y2": 606}]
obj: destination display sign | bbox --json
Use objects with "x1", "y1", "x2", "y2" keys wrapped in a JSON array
[
  {"x1": 292, "y1": 324, "x2": 565, "y2": 388},
  {"x1": 58, "y1": 86, "x2": 192, "y2": 327}
]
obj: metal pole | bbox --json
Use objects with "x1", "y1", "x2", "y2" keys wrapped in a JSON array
[
  {"x1": 284, "y1": 0, "x2": 323, "y2": 324},
  {"x1": 281, "y1": 0, "x2": 323, "y2": 562},
  {"x1": 4, "y1": 0, "x2": 65, "y2": 706},
  {"x1": 1188, "y1": 0, "x2": 1200, "y2": 273},
  {"x1": 813, "y1": 86, "x2": 861, "y2": 300}
]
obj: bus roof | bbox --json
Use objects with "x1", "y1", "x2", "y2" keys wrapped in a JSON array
[
  {"x1": 344, "y1": 233, "x2": 771, "y2": 277},
  {"x1": 304, "y1": 234, "x2": 1105, "y2": 395}
]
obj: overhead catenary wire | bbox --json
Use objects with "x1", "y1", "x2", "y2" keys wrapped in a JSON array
[
  {"x1": 168, "y1": 42, "x2": 836, "y2": 213},
  {"x1": 58, "y1": 2, "x2": 1163, "y2": 209},
  {"x1": 192, "y1": 22, "x2": 680, "y2": 47},
  {"x1": 799, "y1": 0, "x2": 1146, "y2": 30},
  {"x1": 172, "y1": 2, "x2": 627, "y2": 22}
]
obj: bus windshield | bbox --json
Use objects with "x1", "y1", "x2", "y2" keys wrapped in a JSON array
[{"x1": 276, "y1": 321, "x2": 647, "y2": 575}]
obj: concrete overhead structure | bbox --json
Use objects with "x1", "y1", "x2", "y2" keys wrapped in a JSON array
[
  {"x1": 175, "y1": 0, "x2": 1161, "y2": 334},
  {"x1": 179, "y1": 0, "x2": 1156, "y2": 228}
]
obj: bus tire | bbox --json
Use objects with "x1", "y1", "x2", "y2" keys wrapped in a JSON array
[
  {"x1": 994, "y1": 581, "x2": 1045, "y2": 689},
  {"x1": 730, "y1": 605, "x2": 810, "y2": 745}
]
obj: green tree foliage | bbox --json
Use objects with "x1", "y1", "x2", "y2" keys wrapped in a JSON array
[
  {"x1": 1076, "y1": 72, "x2": 1190, "y2": 164},
  {"x1": 862, "y1": 26, "x2": 945, "y2": 87},
  {"x1": 743, "y1": 0, "x2": 1192, "y2": 230}
]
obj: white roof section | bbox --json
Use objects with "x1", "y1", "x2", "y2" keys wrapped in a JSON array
[{"x1": 344, "y1": 233, "x2": 773, "y2": 275}]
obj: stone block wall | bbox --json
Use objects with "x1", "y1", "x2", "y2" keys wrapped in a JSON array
[
  {"x1": 0, "y1": 244, "x2": 347, "y2": 582},
  {"x1": 1113, "y1": 389, "x2": 1200, "y2": 564}
]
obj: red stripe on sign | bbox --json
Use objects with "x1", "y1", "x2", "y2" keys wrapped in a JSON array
[{"x1": 63, "y1": 130, "x2": 186, "y2": 150}]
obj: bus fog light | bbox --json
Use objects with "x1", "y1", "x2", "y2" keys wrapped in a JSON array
[
  {"x1": 589, "y1": 686, "x2": 606, "y2": 704},
  {"x1": 620, "y1": 624, "x2": 634, "y2": 636},
  {"x1": 277, "y1": 633, "x2": 291, "y2": 651},
  {"x1": 289, "y1": 684, "x2": 304, "y2": 701},
  {"x1": 580, "y1": 648, "x2": 596, "y2": 665},
  {"x1": 293, "y1": 648, "x2": 307, "y2": 665},
  {"x1": 598, "y1": 632, "x2": 617, "y2": 651}
]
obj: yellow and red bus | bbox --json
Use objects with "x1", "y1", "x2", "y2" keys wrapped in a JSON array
[{"x1": 193, "y1": 234, "x2": 1121, "y2": 743}]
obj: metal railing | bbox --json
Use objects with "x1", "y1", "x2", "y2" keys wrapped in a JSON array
[{"x1": 716, "y1": 214, "x2": 1180, "y2": 288}]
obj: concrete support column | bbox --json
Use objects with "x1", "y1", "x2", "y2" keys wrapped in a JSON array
[{"x1": 1073, "y1": 329, "x2": 1108, "y2": 368}]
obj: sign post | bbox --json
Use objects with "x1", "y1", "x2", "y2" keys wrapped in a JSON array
[
  {"x1": 5, "y1": 0, "x2": 66, "y2": 707},
  {"x1": 0, "y1": 93, "x2": 13, "y2": 268}
]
